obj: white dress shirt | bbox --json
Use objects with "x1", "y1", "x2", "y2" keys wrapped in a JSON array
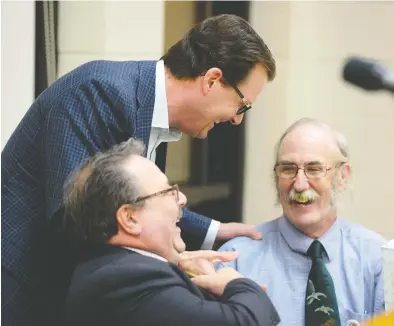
[
  {"x1": 147, "y1": 60, "x2": 219, "y2": 250},
  {"x1": 124, "y1": 247, "x2": 168, "y2": 262}
]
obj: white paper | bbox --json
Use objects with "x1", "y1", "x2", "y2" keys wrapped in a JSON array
[{"x1": 381, "y1": 240, "x2": 394, "y2": 312}]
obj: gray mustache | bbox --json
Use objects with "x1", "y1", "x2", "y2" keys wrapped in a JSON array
[{"x1": 288, "y1": 189, "x2": 319, "y2": 203}]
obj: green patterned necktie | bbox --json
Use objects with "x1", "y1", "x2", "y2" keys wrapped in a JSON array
[{"x1": 305, "y1": 240, "x2": 341, "y2": 326}]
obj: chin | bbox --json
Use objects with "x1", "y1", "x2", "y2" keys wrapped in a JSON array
[
  {"x1": 174, "y1": 237, "x2": 186, "y2": 254},
  {"x1": 195, "y1": 130, "x2": 209, "y2": 139},
  {"x1": 169, "y1": 247, "x2": 185, "y2": 264},
  {"x1": 175, "y1": 243, "x2": 186, "y2": 254},
  {"x1": 288, "y1": 212, "x2": 321, "y2": 231},
  {"x1": 196, "y1": 123, "x2": 214, "y2": 139}
]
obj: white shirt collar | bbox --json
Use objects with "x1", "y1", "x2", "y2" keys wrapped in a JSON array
[
  {"x1": 123, "y1": 247, "x2": 168, "y2": 262},
  {"x1": 152, "y1": 60, "x2": 170, "y2": 129}
]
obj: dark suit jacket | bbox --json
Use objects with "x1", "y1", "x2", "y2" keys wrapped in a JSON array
[
  {"x1": 64, "y1": 245, "x2": 280, "y2": 326},
  {"x1": 1, "y1": 60, "x2": 211, "y2": 326}
]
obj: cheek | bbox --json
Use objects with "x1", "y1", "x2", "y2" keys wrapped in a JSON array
[
  {"x1": 141, "y1": 211, "x2": 173, "y2": 235},
  {"x1": 278, "y1": 180, "x2": 293, "y2": 196},
  {"x1": 208, "y1": 103, "x2": 231, "y2": 119},
  {"x1": 225, "y1": 102, "x2": 239, "y2": 117},
  {"x1": 310, "y1": 179, "x2": 331, "y2": 195},
  {"x1": 152, "y1": 222, "x2": 175, "y2": 244},
  {"x1": 209, "y1": 93, "x2": 237, "y2": 116}
]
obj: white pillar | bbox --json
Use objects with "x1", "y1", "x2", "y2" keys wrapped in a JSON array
[{"x1": 1, "y1": 1, "x2": 35, "y2": 149}]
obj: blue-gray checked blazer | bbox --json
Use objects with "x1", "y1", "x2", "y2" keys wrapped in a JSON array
[{"x1": 1, "y1": 60, "x2": 212, "y2": 325}]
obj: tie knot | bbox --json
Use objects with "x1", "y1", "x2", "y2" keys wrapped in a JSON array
[{"x1": 307, "y1": 240, "x2": 324, "y2": 259}]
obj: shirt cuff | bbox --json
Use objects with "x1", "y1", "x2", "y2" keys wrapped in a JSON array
[{"x1": 200, "y1": 220, "x2": 220, "y2": 250}]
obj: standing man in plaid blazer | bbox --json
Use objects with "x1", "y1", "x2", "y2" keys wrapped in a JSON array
[{"x1": 1, "y1": 14, "x2": 276, "y2": 326}]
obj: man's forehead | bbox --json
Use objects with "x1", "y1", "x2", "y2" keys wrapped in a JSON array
[
  {"x1": 279, "y1": 126, "x2": 339, "y2": 160},
  {"x1": 129, "y1": 156, "x2": 168, "y2": 184},
  {"x1": 125, "y1": 155, "x2": 157, "y2": 175}
]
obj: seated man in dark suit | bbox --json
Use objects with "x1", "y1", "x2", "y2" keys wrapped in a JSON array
[{"x1": 62, "y1": 138, "x2": 280, "y2": 326}]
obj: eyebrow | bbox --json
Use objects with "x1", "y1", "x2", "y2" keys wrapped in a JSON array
[
  {"x1": 278, "y1": 160, "x2": 296, "y2": 165},
  {"x1": 305, "y1": 161, "x2": 324, "y2": 165},
  {"x1": 278, "y1": 160, "x2": 324, "y2": 165}
]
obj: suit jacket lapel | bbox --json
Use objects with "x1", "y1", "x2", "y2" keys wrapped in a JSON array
[
  {"x1": 134, "y1": 61, "x2": 156, "y2": 152},
  {"x1": 155, "y1": 142, "x2": 168, "y2": 173},
  {"x1": 168, "y1": 263, "x2": 206, "y2": 299}
]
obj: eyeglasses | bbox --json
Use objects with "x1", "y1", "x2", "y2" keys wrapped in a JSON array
[
  {"x1": 274, "y1": 162, "x2": 346, "y2": 180},
  {"x1": 222, "y1": 77, "x2": 252, "y2": 115},
  {"x1": 134, "y1": 184, "x2": 179, "y2": 203}
]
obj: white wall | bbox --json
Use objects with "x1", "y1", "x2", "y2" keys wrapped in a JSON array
[
  {"x1": 1, "y1": 1, "x2": 35, "y2": 149},
  {"x1": 57, "y1": 1, "x2": 165, "y2": 77},
  {"x1": 245, "y1": 1, "x2": 394, "y2": 239}
]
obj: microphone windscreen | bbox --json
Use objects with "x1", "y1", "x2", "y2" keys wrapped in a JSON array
[{"x1": 343, "y1": 57, "x2": 385, "y2": 91}]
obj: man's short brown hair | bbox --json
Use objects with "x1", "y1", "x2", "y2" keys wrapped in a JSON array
[{"x1": 161, "y1": 14, "x2": 276, "y2": 85}]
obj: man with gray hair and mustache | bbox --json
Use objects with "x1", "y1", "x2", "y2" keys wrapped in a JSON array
[{"x1": 217, "y1": 118, "x2": 386, "y2": 326}]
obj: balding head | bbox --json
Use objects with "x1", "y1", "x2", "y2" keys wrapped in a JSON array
[
  {"x1": 275, "y1": 118, "x2": 348, "y2": 164},
  {"x1": 273, "y1": 118, "x2": 351, "y2": 238},
  {"x1": 63, "y1": 138, "x2": 146, "y2": 244}
]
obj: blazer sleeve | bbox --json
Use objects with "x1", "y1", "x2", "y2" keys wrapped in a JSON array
[
  {"x1": 127, "y1": 279, "x2": 279, "y2": 326},
  {"x1": 179, "y1": 208, "x2": 212, "y2": 250},
  {"x1": 106, "y1": 263, "x2": 280, "y2": 326},
  {"x1": 42, "y1": 79, "x2": 134, "y2": 222}
]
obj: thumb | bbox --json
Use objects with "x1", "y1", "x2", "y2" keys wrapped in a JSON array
[{"x1": 244, "y1": 227, "x2": 262, "y2": 240}]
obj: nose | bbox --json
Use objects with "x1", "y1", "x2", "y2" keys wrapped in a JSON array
[
  {"x1": 230, "y1": 113, "x2": 244, "y2": 125},
  {"x1": 293, "y1": 169, "x2": 309, "y2": 192},
  {"x1": 178, "y1": 191, "x2": 187, "y2": 208}
]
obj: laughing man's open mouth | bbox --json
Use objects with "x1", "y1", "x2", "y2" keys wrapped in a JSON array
[
  {"x1": 291, "y1": 199, "x2": 314, "y2": 205},
  {"x1": 290, "y1": 192, "x2": 315, "y2": 205}
]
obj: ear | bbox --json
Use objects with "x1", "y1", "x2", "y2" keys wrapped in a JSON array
[
  {"x1": 116, "y1": 204, "x2": 142, "y2": 236},
  {"x1": 336, "y1": 163, "x2": 351, "y2": 191},
  {"x1": 202, "y1": 67, "x2": 223, "y2": 94}
]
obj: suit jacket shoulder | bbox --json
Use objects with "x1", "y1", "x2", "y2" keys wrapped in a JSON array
[{"x1": 64, "y1": 245, "x2": 280, "y2": 326}]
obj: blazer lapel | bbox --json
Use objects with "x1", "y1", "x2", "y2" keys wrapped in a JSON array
[
  {"x1": 134, "y1": 61, "x2": 156, "y2": 152},
  {"x1": 155, "y1": 142, "x2": 168, "y2": 173},
  {"x1": 168, "y1": 263, "x2": 206, "y2": 299}
]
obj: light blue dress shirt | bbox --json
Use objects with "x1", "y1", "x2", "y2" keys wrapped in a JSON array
[{"x1": 217, "y1": 216, "x2": 386, "y2": 326}]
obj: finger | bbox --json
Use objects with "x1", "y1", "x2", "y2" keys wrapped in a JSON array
[
  {"x1": 260, "y1": 284, "x2": 268, "y2": 292},
  {"x1": 242, "y1": 227, "x2": 262, "y2": 240},
  {"x1": 180, "y1": 250, "x2": 218, "y2": 260},
  {"x1": 179, "y1": 251, "x2": 208, "y2": 260},
  {"x1": 180, "y1": 250, "x2": 239, "y2": 262},
  {"x1": 251, "y1": 229, "x2": 263, "y2": 240},
  {"x1": 211, "y1": 251, "x2": 239, "y2": 263},
  {"x1": 179, "y1": 258, "x2": 216, "y2": 275}
]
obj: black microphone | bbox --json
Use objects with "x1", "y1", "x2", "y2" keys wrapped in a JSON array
[{"x1": 342, "y1": 56, "x2": 394, "y2": 94}]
